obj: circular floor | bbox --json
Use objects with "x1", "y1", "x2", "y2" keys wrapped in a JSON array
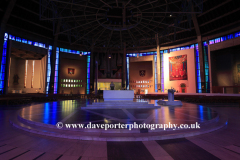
[{"x1": 11, "y1": 99, "x2": 227, "y2": 141}]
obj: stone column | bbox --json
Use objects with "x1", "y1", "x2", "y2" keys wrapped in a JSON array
[
  {"x1": 122, "y1": 42, "x2": 126, "y2": 89},
  {"x1": 49, "y1": 20, "x2": 61, "y2": 94},
  {"x1": 156, "y1": 34, "x2": 161, "y2": 92}
]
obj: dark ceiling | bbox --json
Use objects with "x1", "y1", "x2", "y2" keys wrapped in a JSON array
[
  {"x1": 0, "y1": 0, "x2": 239, "y2": 51},
  {"x1": 11, "y1": 48, "x2": 45, "y2": 60}
]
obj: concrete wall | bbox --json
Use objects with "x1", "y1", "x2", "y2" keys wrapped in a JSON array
[
  {"x1": 129, "y1": 55, "x2": 154, "y2": 94},
  {"x1": 209, "y1": 37, "x2": 240, "y2": 93},
  {"x1": 211, "y1": 45, "x2": 240, "y2": 87},
  {"x1": 59, "y1": 56, "x2": 87, "y2": 94},
  {"x1": 8, "y1": 56, "x2": 46, "y2": 93},
  {"x1": 163, "y1": 48, "x2": 196, "y2": 93}
]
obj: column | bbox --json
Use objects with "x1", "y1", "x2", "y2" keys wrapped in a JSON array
[
  {"x1": 90, "y1": 40, "x2": 94, "y2": 93},
  {"x1": 197, "y1": 36, "x2": 205, "y2": 93},
  {"x1": 122, "y1": 42, "x2": 126, "y2": 89},
  {"x1": 49, "y1": 20, "x2": 61, "y2": 94},
  {"x1": 156, "y1": 34, "x2": 161, "y2": 92}
]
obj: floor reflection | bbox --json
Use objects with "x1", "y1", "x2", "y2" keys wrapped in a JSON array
[{"x1": 19, "y1": 99, "x2": 218, "y2": 126}]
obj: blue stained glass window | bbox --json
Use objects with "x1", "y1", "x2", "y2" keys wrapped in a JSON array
[
  {"x1": 28, "y1": 41, "x2": 32, "y2": 45},
  {"x1": 9, "y1": 35, "x2": 15, "y2": 40},
  {"x1": 221, "y1": 36, "x2": 227, "y2": 42},
  {"x1": 0, "y1": 33, "x2": 8, "y2": 94},
  {"x1": 34, "y1": 42, "x2": 38, "y2": 46},
  {"x1": 22, "y1": 39, "x2": 27, "y2": 44},
  {"x1": 235, "y1": 32, "x2": 240, "y2": 38},
  {"x1": 16, "y1": 37, "x2": 21, "y2": 42},
  {"x1": 46, "y1": 47, "x2": 52, "y2": 94},
  {"x1": 86, "y1": 55, "x2": 91, "y2": 94},
  {"x1": 215, "y1": 38, "x2": 220, "y2": 43},
  {"x1": 195, "y1": 44, "x2": 201, "y2": 93},
  {"x1": 227, "y1": 34, "x2": 233, "y2": 39}
]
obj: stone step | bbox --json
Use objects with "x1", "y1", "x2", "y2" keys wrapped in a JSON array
[
  {"x1": 82, "y1": 105, "x2": 160, "y2": 110},
  {"x1": 89, "y1": 102, "x2": 152, "y2": 106}
]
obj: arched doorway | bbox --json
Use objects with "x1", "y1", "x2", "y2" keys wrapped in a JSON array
[{"x1": 180, "y1": 83, "x2": 187, "y2": 93}]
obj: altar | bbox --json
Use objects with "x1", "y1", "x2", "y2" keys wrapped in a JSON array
[{"x1": 103, "y1": 90, "x2": 134, "y2": 101}]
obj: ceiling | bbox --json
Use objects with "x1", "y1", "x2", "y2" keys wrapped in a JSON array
[
  {"x1": 0, "y1": 0, "x2": 240, "y2": 52},
  {"x1": 11, "y1": 48, "x2": 45, "y2": 60}
]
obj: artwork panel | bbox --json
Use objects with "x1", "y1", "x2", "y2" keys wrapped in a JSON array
[{"x1": 169, "y1": 55, "x2": 187, "y2": 81}]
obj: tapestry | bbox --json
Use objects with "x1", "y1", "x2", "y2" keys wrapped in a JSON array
[
  {"x1": 169, "y1": 55, "x2": 187, "y2": 81},
  {"x1": 68, "y1": 68, "x2": 75, "y2": 75}
]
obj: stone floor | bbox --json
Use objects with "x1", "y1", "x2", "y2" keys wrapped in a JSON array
[{"x1": 0, "y1": 100, "x2": 240, "y2": 159}]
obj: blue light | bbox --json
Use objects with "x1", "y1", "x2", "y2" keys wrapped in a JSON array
[
  {"x1": 28, "y1": 41, "x2": 32, "y2": 45},
  {"x1": 46, "y1": 47, "x2": 52, "y2": 94},
  {"x1": 9, "y1": 35, "x2": 15, "y2": 40},
  {"x1": 215, "y1": 38, "x2": 220, "y2": 43},
  {"x1": 199, "y1": 105, "x2": 204, "y2": 121},
  {"x1": 16, "y1": 37, "x2": 21, "y2": 42},
  {"x1": 34, "y1": 42, "x2": 38, "y2": 46},
  {"x1": 22, "y1": 39, "x2": 27, "y2": 44},
  {"x1": 54, "y1": 47, "x2": 59, "y2": 94},
  {"x1": 227, "y1": 34, "x2": 233, "y2": 40},
  {"x1": 51, "y1": 102, "x2": 57, "y2": 125},
  {"x1": 39, "y1": 43, "x2": 45, "y2": 48},
  {"x1": 0, "y1": 33, "x2": 8, "y2": 94},
  {"x1": 221, "y1": 36, "x2": 226, "y2": 42},
  {"x1": 43, "y1": 103, "x2": 50, "y2": 124},
  {"x1": 126, "y1": 57, "x2": 130, "y2": 90},
  {"x1": 195, "y1": 44, "x2": 201, "y2": 93},
  {"x1": 235, "y1": 32, "x2": 240, "y2": 38},
  {"x1": 86, "y1": 54, "x2": 91, "y2": 94}
]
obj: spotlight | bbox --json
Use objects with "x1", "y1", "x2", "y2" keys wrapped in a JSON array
[
  {"x1": 109, "y1": 55, "x2": 111, "y2": 59},
  {"x1": 79, "y1": 52, "x2": 82, "y2": 56},
  {"x1": 170, "y1": 14, "x2": 172, "y2": 17}
]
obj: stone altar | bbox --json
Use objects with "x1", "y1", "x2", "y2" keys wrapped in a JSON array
[{"x1": 103, "y1": 90, "x2": 134, "y2": 101}]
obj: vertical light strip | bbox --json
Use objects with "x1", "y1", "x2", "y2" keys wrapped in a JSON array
[
  {"x1": 46, "y1": 46, "x2": 52, "y2": 94},
  {"x1": 24, "y1": 60, "x2": 28, "y2": 88},
  {"x1": 126, "y1": 57, "x2": 129, "y2": 90},
  {"x1": 31, "y1": 60, "x2": 35, "y2": 88},
  {"x1": 54, "y1": 47, "x2": 59, "y2": 94},
  {"x1": 195, "y1": 44, "x2": 202, "y2": 93},
  {"x1": 203, "y1": 42, "x2": 210, "y2": 93},
  {"x1": 86, "y1": 52, "x2": 91, "y2": 94},
  {"x1": 0, "y1": 33, "x2": 8, "y2": 94},
  {"x1": 154, "y1": 54, "x2": 158, "y2": 92},
  {"x1": 160, "y1": 51, "x2": 164, "y2": 92}
]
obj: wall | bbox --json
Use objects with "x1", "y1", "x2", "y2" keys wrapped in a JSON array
[
  {"x1": 129, "y1": 55, "x2": 154, "y2": 93},
  {"x1": 59, "y1": 56, "x2": 87, "y2": 94},
  {"x1": 211, "y1": 45, "x2": 240, "y2": 89},
  {"x1": 8, "y1": 56, "x2": 46, "y2": 93},
  {"x1": 8, "y1": 57, "x2": 25, "y2": 90},
  {"x1": 163, "y1": 48, "x2": 196, "y2": 93}
]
